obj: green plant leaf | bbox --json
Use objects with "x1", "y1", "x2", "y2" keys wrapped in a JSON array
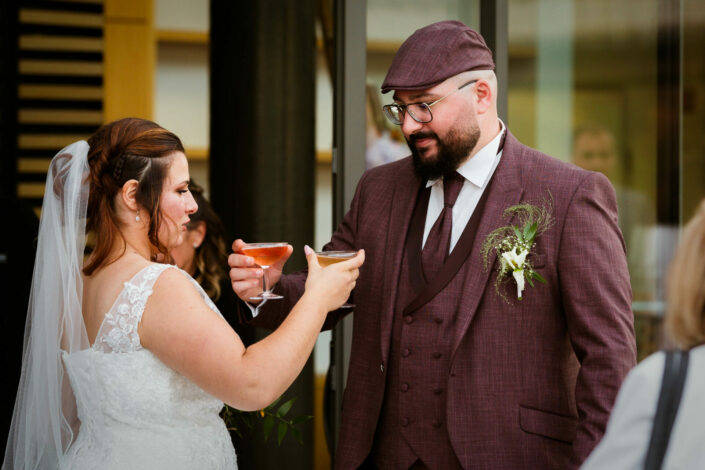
[
  {"x1": 290, "y1": 427, "x2": 303, "y2": 445},
  {"x1": 513, "y1": 226, "x2": 523, "y2": 241},
  {"x1": 291, "y1": 415, "x2": 312, "y2": 425},
  {"x1": 524, "y1": 222, "x2": 538, "y2": 244},
  {"x1": 277, "y1": 397, "x2": 296, "y2": 417},
  {"x1": 263, "y1": 414, "x2": 275, "y2": 441},
  {"x1": 277, "y1": 422, "x2": 288, "y2": 446},
  {"x1": 526, "y1": 275, "x2": 535, "y2": 288},
  {"x1": 266, "y1": 397, "x2": 282, "y2": 412},
  {"x1": 531, "y1": 271, "x2": 547, "y2": 284}
]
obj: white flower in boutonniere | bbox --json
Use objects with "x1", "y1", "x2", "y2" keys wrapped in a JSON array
[
  {"x1": 481, "y1": 196, "x2": 554, "y2": 302},
  {"x1": 501, "y1": 247, "x2": 528, "y2": 299}
]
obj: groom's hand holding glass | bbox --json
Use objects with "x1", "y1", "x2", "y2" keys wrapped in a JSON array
[{"x1": 229, "y1": 239, "x2": 293, "y2": 303}]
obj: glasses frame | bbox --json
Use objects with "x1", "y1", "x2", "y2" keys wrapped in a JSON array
[{"x1": 382, "y1": 79, "x2": 478, "y2": 125}]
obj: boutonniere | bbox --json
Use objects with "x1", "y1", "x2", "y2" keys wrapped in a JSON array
[{"x1": 481, "y1": 197, "x2": 554, "y2": 302}]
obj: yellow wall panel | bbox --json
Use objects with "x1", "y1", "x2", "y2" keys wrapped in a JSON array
[
  {"x1": 103, "y1": 0, "x2": 154, "y2": 122},
  {"x1": 105, "y1": 0, "x2": 150, "y2": 21}
]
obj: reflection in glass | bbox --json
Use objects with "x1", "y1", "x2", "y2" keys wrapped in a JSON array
[{"x1": 507, "y1": 0, "x2": 695, "y2": 359}]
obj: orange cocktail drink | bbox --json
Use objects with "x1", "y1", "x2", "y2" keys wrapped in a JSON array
[
  {"x1": 241, "y1": 242, "x2": 289, "y2": 300},
  {"x1": 315, "y1": 250, "x2": 357, "y2": 308},
  {"x1": 241, "y1": 243, "x2": 289, "y2": 268}
]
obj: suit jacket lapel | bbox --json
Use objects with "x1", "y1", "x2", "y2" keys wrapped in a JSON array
[
  {"x1": 450, "y1": 131, "x2": 526, "y2": 358},
  {"x1": 379, "y1": 160, "x2": 423, "y2": 366}
]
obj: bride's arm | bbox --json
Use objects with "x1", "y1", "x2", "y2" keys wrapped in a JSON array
[{"x1": 138, "y1": 249, "x2": 363, "y2": 411}]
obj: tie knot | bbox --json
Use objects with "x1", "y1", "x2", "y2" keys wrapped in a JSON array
[{"x1": 443, "y1": 172, "x2": 464, "y2": 208}]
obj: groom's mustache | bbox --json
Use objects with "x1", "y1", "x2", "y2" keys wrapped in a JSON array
[{"x1": 408, "y1": 131, "x2": 439, "y2": 147}]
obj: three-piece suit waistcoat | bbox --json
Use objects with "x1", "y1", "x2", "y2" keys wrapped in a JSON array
[{"x1": 372, "y1": 173, "x2": 496, "y2": 469}]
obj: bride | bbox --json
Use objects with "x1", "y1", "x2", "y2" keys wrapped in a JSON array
[{"x1": 2, "y1": 118, "x2": 364, "y2": 469}]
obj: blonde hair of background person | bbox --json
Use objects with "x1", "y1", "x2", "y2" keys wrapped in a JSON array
[
  {"x1": 581, "y1": 200, "x2": 705, "y2": 470},
  {"x1": 665, "y1": 201, "x2": 705, "y2": 348}
]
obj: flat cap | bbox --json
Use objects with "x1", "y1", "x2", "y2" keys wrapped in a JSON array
[{"x1": 381, "y1": 20, "x2": 495, "y2": 94}]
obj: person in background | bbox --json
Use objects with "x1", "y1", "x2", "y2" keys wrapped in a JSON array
[
  {"x1": 170, "y1": 181, "x2": 240, "y2": 325},
  {"x1": 572, "y1": 124, "x2": 654, "y2": 255},
  {"x1": 365, "y1": 83, "x2": 409, "y2": 168},
  {"x1": 581, "y1": 198, "x2": 705, "y2": 469}
]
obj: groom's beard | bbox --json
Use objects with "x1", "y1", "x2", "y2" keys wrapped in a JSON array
[{"x1": 408, "y1": 124, "x2": 481, "y2": 181}]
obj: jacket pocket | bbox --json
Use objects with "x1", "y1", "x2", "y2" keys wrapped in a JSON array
[{"x1": 518, "y1": 405, "x2": 577, "y2": 444}]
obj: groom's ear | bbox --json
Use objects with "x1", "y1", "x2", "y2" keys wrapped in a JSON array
[{"x1": 120, "y1": 179, "x2": 140, "y2": 212}]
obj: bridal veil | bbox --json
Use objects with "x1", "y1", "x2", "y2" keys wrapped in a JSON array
[{"x1": 3, "y1": 141, "x2": 91, "y2": 469}]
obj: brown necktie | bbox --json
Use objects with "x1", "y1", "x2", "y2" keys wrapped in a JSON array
[{"x1": 422, "y1": 172, "x2": 465, "y2": 280}]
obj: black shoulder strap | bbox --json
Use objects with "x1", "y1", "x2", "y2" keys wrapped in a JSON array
[{"x1": 644, "y1": 349, "x2": 690, "y2": 470}]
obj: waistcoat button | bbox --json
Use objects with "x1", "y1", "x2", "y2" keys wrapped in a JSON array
[
  {"x1": 404, "y1": 315, "x2": 413, "y2": 324},
  {"x1": 401, "y1": 383, "x2": 409, "y2": 392},
  {"x1": 402, "y1": 348, "x2": 410, "y2": 357},
  {"x1": 401, "y1": 417, "x2": 409, "y2": 427}
]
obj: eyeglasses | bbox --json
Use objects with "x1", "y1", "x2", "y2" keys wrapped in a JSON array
[{"x1": 382, "y1": 80, "x2": 478, "y2": 125}]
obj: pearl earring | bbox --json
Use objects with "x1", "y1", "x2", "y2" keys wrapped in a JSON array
[
  {"x1": 193, "y1": 243, "x2": 199, "y2": 249},
  {"x1": 135, "y1": 213, "x2": 140, "y2": 222}
]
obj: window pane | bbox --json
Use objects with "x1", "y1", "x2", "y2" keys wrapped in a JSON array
[{"x1": 508, "y1": 0, "x2": 705, "y2": 359}]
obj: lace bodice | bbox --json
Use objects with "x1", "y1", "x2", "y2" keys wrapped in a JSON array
[{"x1": 61, "y1": 264, "x2": 237, "y2": 470}]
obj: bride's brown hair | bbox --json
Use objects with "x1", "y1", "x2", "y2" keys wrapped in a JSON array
[{"x1": 83, "y1": 117, "x2": 185, "y2": 275}]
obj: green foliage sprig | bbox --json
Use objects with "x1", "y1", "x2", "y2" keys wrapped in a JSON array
[
  {"x1": 221, "y1": 396, "x2": 312, "y2": 446},
  {"x1": 481, "y1": 194, "x2": 554, "y2": 302}
]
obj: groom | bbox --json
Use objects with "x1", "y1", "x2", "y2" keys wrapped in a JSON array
[{"x1": 229, "y1": 20, "x2": 636, "y2": 469}]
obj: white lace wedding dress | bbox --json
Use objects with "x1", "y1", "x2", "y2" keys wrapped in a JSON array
[{"x1": 60, "y1": 263, "x2": 237, "y2": 469}]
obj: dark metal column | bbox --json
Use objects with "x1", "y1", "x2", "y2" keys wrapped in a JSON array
[
  {"x1": 480, "y1": 0, "x2": 508, "y2": 123},
  {"x1": 329, "y1": 0, "x2": 367, "y2": 456},
  {"x1": 657, "y1": 0, "x2": 681, "y2": 226},
  {"x1": 210, "y1": 0, "x2": 316, "y2": 468}
]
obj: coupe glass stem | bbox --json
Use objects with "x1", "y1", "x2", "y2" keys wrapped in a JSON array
[{"x1": 261, "y1": 266, "x2": 270, "y2": 296}]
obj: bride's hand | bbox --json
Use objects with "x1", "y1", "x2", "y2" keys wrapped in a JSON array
[{"x1": 303, "y1": 246, "x2": 364, "y2": 312}]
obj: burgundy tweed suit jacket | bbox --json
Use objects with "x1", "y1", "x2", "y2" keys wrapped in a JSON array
[{"x1": 247, "y1": 130, "x2": 636, "y2": 469}]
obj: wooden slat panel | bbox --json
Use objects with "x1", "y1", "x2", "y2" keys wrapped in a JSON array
[
  {"x1": 156, "y1": 29, "x2": 208, "y2": 45},
  {"x1": 20, "y1": 9, "x2": 103, "y2": 28},
  {"x1": 20, "y1": 35, "x2": 103, "y2": 52},
  {"x1": 47, "y1": 0, "x2": 103, "y2": 3},
  {"x1": 19, "y1": 59, "x2": 103, "y2": 76},
  {"x1": 18, "y1": 134, "x2": 90, "y2": 150},
  {"x1": 316, "y1": 149, "x2": 332, "y2": 163},
  {"x1": 19, "y1": 109, "x2": 103, "y2": 125},
  {"x1": 105, "y1": 0, "x2": 149, "y2": 21},
  {"x1": 18, "y1": 158, "x2": 53, "y2": 173},
  {"x1": 17, "y1": 183, "x2": 46, "y2": 198},
  {"x1": 19, "y1": 84, "x2": 103, "y2": 100},
  {"x1": 186, "y1": 147, "x2": 208, "y2": 160},
  {"x1": 366, "y1": 40, "x2": 402, "y2": 54}
]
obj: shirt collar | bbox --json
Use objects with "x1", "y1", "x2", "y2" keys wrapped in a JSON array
[{"x1": 426, "y1": 119, "x2": 506, "y2": 189}]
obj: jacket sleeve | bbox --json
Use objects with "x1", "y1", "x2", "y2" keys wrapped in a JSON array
[{"x1": 557, "y1": 171, "x2": 637, "y2": 467}]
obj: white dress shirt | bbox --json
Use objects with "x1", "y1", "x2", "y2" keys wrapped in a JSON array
[{"x1": 422, "y1": 120, "x2": 506, "y2": 253}]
